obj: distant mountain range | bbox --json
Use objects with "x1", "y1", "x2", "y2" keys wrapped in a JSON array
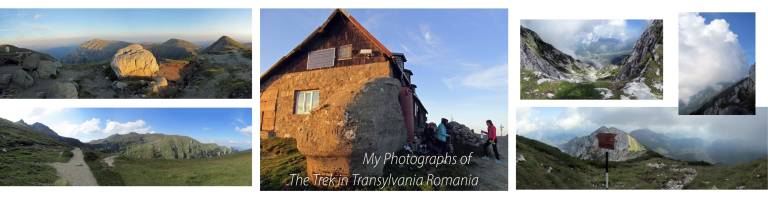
[
  {"x1": 50, "y1": 36, "x2": 250, "y2": 65},
  {"x1": 0, "y1": 117, "x2": 234, "y2": 160},
  {"x1": 89, "y1": 132, "x2": 232, "y2": 160}
]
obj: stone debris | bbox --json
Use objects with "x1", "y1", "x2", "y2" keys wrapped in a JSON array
[{"x1": 446, "y1": 121, "x2": 485, "y2": 147}]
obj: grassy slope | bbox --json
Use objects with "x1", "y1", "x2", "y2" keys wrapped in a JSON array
[
  {"x1": 516, "y1": 135, "x2": 768, "y2": 189},
  {"x1": 260, "y1": 138, "x2": 308, "y2": 190},
  {"x1": 0, "y1": 120, "x2": 72, "y2": 186},
  {"x1": 521, "y1": 70, "x2": 622, "y2": 100},
  {"x1": 516, "y1": 135, "x2": 594, "y2": 189},
  {"x1": 91, "y1": 151, "x2": 252, "y2": 186}
]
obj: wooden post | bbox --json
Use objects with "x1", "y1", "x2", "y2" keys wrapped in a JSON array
[{"x1": 605, "y1": 151, "x2": 609, "y2": 189}]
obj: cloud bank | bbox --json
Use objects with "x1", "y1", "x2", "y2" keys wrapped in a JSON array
[
  {"x1": 521, "y1": 20, "x2": 635, "y2": 56},
  {"x1": 678, "y1": 12, "x2": 749, "y2": 104},
  {"x1": 517, "y1": 107, "x2": 768, "y2": 151},
  {"x1": 51, "y1": 119, "x2": 155, "y2": 142}
]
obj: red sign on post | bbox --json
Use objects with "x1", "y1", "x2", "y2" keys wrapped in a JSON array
[{"x1": 597, "y1": 133, "x2": 616, "y2": 150}]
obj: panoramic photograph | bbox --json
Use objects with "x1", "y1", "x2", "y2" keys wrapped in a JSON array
[
  {"x1": 520, "y1": 19, "x2": 663, "y2": 100},
  {"x1": 260, "y1": 9, "x2": 508, "y2": 190},
  {"x1": 0, "y1": 9, "x2": 252, "y2": 98},
  {"x1": 678, "y1": 12, "x2": 755, "y2": 115},
  {"x1": 516, "y1": 107, "x2": 767, "y2": 189},
  {"x1": 0, "y1": 108, "x2": 252, "y2": 186}
]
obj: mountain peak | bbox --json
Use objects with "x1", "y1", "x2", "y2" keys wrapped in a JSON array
[
  {"x1": 16, "y1": 119, "x2": 29, "y2": 126},
  {"x1": 202, "y1": 35, "x2": 246, "y2": 54},
  {"x1": 561, "y1": 126, "x2": 647, "y2": 161}
]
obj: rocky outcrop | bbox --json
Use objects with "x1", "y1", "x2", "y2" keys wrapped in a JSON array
[
  {"x1": 62, "y1": 39, "x2": 132, "y2": 64},
  {"x1": 561, "y1": 126, "x2": 647, "y2": 161},
  {"x1": 88, "y1": 132, "x2": 232, "y2": 160},
  {"x1": 520, "y1": 26, "x2": 590, "y2": 79},
  {"x1": 110, "y1": 44, "x2": 160, "y2": 78},
  {"x1": 0, "y1": 45, "x2": 62, "y2": 89},
  {"x1": 691, "y1": 65, "x2": 756, "y2": 115},
  {"x1": 202, "y1": 36, "x2": 246, "y2": 54},
  {"x1": 149, "y1": 38, "x2": 199, "y2": 60},
  {"x1": 447, "y1": 121, "x2": 485, "y2": 147},
  {"x1": 293, "y1": 77, "x2": 407, "y2": 182},
  {"x1": 615, "y1": 20, "x2": 663, "y2": 81}
]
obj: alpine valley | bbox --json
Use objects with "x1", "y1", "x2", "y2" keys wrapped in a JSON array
[
  {"x1": 516, "y1": 127, "x2": 767, "y2": 189},
  {"x1": 521, "y1": 20, "x2": 663, "y2": 100},
  {"x1": 0, "y1": 117, "x2": 251, "y2": 186}
]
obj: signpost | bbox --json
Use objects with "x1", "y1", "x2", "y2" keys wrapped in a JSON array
[{"x1": 596, "y1": 133, "x2": 616, "y2": 189}]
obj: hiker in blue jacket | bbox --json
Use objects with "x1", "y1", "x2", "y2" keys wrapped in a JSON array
[{"x1": 436, "y1": 118, "x2": 449, "y2": 153}]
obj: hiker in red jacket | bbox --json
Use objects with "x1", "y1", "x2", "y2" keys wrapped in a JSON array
[{"x1": 481, "y1": 120, "x2": 501, "y2": 163}]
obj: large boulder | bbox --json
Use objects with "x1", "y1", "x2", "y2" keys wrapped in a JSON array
[
  {"x1": 22, "y1": 53, "x2": 41, "y2": 70},
  {"x1": 110, "y1": 44, "x2": 160, "y2": 78},
  {"x1": 34, "y1": 60, "x2": 61, "y2": 79},
  {"x1": 49, "y1": 82, "x2": 78, "y2": 98},
  {"x1": 11, "y1": 69, "x2": 34, "y2": 88}
]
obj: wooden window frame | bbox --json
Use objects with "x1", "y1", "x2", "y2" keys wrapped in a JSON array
[
  {"x1": 295, "y1": 90, "x2": 320, "y2": 115},
  {"x1": 337, "y1": 44, "x2": 353, "y2": 61}
]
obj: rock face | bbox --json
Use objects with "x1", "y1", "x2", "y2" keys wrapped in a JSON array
[
  {"x1": 691, "y1": 65, "x2": 756, "y2": 115},
  {"x1": 202, "y1": 36, "x2": 246, "y2": 54},
  {"x1": 295, "y1": 77, "x2": 407, "y2": 182},
  {"x1": 149, "y1": 38, "x2": 199, "y2": 60},
  {"x1": 615, "y1": 20, "x2": 663, "y2": 81},
  {"x1": 88, "y1": 132, "x2": 232, "y2": 160},
  {"x1": 110, "y1": 44, "x2": 160, "y2": 78},
  {"x1": 561, "y1": 126, "x2": 647, "y2": 161},
  {"x1": 62, "y1": 39, "x2": 132, "y2": 64},
  {"x1": 520, "y1": 26, "x2": 590, "y2": 79}
]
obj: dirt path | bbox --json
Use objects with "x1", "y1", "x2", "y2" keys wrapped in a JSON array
[
  {"x1": 50, "y1": 148, "x2": 98, "y2": 186},
  {"x1": 103, "y1": 155, "x2": 118, "y2": 167},
  {"x1": 470, "y1": 136, "x2": 509, "y2": 190}
]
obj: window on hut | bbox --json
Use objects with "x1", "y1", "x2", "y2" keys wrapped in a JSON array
[
  {"x1": 337, "y1": 44, "x2": 352, "y2": 60},
  {"x1": 295, "y1": 90, "x2": 320, "y2": 114},
  {"x1": 307, "y1": 48, "x2": 335, "y2": 69}
]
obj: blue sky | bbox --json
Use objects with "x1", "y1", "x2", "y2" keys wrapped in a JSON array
[
  {"x1": 699, "y1": 12, "x2": 755, "y2": 64},
  {"x1": 261, "y1": 9, "x2": 509, "y2": 135},
  {"x1": 0, "y1": 108, "x2": 252, "y2": 150},
  {"x1": 0, "y1": 9, "x2": 251, "y2": 49}
]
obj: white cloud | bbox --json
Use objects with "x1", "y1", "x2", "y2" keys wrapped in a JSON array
[
  {"x1": 443, "y1": 64, "x2": 508, "y2": 90},
  {"x1": 521, "y1": 20, "x2": 633, "y2": 56},
  {"x1": 50, "y1": 119, "x2": 154, "y2": 141},
  {"x1": 0, "y1": 107, "x2": 65, "y2": 124},
  {"x1": 32, "y1": 13, "x2": 44, "y2": 20},
  {"x1": 556, "y1": 108, "x2": 585, "y2": 130},
  {"x1": 678, "y1": 13, "x2": 749, "y2": 104},
  {"x1": 420, "y1": 24, "x2": 437, "y2": 47},
  {"x1": 236, "y1": 125, "x2": 252, "y2": 136}
]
